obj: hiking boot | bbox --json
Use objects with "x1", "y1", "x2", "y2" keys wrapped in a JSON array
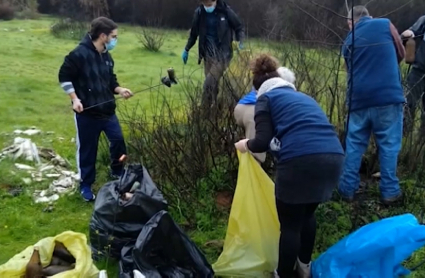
[
  {"x1": 338, "y1": 191, "x2": 354, "y2": 203},
  {"x1": 296, "y1": 258, "x2": 311, "y2": 278},
  {"x1": 380, "y1": 192, "x2": 403, "y2": 205},
  {"x1": 80, "y1": 185, "x2": 96, "y2": 202}
]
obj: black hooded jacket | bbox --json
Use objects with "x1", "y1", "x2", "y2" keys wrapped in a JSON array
[
  {"x1": 184, "y1": 0, "x2": 244, "y2": 64},
  {"x1": 58, "y1": 33, "x2": 119, "y2": 117},
  {"x1": 409, "y1": 15, "x2": 425, "y2": 70}
]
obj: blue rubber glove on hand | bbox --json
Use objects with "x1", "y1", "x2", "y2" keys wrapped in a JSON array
[
  {"x1": 182, "y1": 50, "x2": 189, "y2": 64},
  {"x1": 239, "y1": 42, "x2": 244, "y2": 50}
]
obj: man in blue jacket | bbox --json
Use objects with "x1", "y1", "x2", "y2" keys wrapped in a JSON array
[
  {"x1": 182, "y1": 0, "x2": 244, "y2": 110},
  {"x1": 58, "y1": 17, "x2": 133, "y2": 202},
  {"x1": 339, "y1": 6, "x2": 406, "y2": 205},
  {"x1": 401, "y1": 16, "x2": 425, "y2": 132}
]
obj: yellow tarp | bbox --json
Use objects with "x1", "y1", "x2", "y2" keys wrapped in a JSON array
[
  {"x1": 0, "y1": 231, "x2": 99, "y2": 278},
  {"x1": 212, "y1": 151, "x2": 280, "y2": 277}
]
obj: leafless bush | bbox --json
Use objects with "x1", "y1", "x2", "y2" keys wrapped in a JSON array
[
  {"x1": 137, "y1": 28, "x2": 165, "y2": 52},
  {"x1": 116, "y1": 56, "x2": 265, "y2": 225},
  {"x1": 137, "y1": 20, "x2": 165, "y2": 52}
]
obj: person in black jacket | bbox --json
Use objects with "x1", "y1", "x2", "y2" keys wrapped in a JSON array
[
  {"x1": 402, "y1": 16, "x2": 425, "y2": 133},
  {"x1": 182, "y1": 0, "x2": 244, "y2": 109},
  {"x1": 58, "y1": 17, "x2": 133, "y2": 202}
]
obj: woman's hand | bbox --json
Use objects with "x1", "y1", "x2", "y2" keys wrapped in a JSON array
[{"x1": 235, "y1": 139, "x2": 249, "y2": 153}]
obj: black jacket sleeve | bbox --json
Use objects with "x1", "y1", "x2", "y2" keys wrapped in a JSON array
[
  {"x1": 58, "y1": 51, "x2": 80, "y2": 93},
  {"x1": 227, "y1": 7, "x2": 244, "y2": 42},
  {"x1": 109, "y1": 56, "x2": 120, "y2": 94},
  {"x1": 247, "y1": 95, "x2": 274, "y2": 153},
  {"x1": 410, "y1": 15, "x2": 425, "y2": 36},
  {"x1": 185, "y1": 9, "x2": 200, "y2": 52}
]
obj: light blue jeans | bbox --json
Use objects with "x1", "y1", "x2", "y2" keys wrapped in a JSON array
[{"x1": 339, "y1": 104, "x2": 403, "y2": 200}]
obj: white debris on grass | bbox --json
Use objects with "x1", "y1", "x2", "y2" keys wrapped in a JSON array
[
  {"x1": 14, "y1": 163, "x2": 35, "y2": 170},
  {"x1": 1, "y1": 137, "x2": 41, "y2": 164},
  {"x1": 13, "y1": 127, "x2": 41, "y2": 136},
  {"x1": 0, "y1": 134, "x2": 79, "y2": 204}
]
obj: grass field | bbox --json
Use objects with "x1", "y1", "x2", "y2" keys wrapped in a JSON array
[
  {"x1": 1, "y1": 16, "x2": 425, "y2": 278},
  {"x1": 0, "y1": 17, "x2": 211, "y2": 275}
]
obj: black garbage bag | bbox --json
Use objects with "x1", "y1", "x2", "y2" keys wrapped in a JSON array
[
  {"x1": 132, "y1": 210, "x2": 215, "y2": 278},
  {"x1": 89, "y1": 164, "x2": 168, "y2": 260},
  {"x1": 118, "y1": 244, "x2": 134, "y2": 278}
]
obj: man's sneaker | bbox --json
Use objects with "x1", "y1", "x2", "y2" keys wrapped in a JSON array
[{"x1": 80, "y1": 186, "x2": 96, "y2": 202}]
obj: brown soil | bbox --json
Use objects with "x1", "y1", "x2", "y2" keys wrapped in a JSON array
[{"x1": 215, "y1": 191, "x2": 234, "y2": 210}]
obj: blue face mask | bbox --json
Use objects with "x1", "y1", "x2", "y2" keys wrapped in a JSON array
[
  {"x1": 105, "y1": 38, "x2": 117, "y2": 51},
  {"x1": 204, "y1": 5, "x2": 215, "y2": 13}
]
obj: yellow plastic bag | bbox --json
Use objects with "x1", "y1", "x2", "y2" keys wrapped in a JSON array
[
  {"x1": 0, "y1": 231, "x2": 99, "y2": 278},
  {"x1": 212, "y1": 151, "x2": 280, "y2": 277}
]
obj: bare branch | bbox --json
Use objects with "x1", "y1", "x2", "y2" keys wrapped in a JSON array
[
  {"x1": 288, "y1": 0, "x2": 345, "y2": 43},
  {"x1": 377, "y1": 0, "x2": 414, "y2": 18},
  {"x1": 310, "y1": 1, "x2": 348, "y2": 19}
]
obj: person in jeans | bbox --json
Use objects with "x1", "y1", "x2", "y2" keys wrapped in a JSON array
[
  {"x1": 58, "y1": 17, "x2": 133, "y2": 201},
  {"x1": 182, "y1": 0, "x2": 244, "y2": 110},
  {"x1": 339, "y1": 6, "x2": 405, "y2": 205},
  {"x1": 234, "y1": 67, "x2": 296, "y2": 163},
  {"x1": 401, "y1": 15, "x2": 425, "y2": 133},
  {"x1": 235, "y1": 54, "x2": 344, "y2": 278}
]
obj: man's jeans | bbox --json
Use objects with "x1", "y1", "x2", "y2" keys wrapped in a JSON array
[{"x1": 339, "y1": 104, "x2": 403, "y2": 200}]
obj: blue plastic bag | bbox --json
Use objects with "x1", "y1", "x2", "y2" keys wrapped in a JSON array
[{"x1": 312, "y1": 213, "x2": 425, "y2": 277}]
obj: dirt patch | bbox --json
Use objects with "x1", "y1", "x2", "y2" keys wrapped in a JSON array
[
  {"x1": 215, "y1": 191, "x2": 234, "y2": 210},
  {"x1": 0, "y1": 183, "x2": 11, "y2": 191}
]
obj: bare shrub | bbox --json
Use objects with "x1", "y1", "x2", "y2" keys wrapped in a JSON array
[
  {"x1": 117, "y1": 57, "x2": 259, "y2": 225},
  {"x1": 137, "y1": 28, "x2": 165, "y2": 52},
  {"x1": 0, "y1": 3, "x2": 14, "y2": 20},
  {"x1": 137, "y1": 20, "x2": 165, "y2": 52}
]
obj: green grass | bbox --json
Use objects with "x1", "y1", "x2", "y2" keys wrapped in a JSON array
[{"x1": 0, "y1": 17, "x2": 217, "y2": 274}]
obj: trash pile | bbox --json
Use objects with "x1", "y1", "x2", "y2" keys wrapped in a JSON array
[
  {"x1": 0, "y1": 130, "x2": 78, "y2": 203},
  {"x1": 89, "y1": 164, "x2": 215, "y2": 277},
  {"x1": 25, "y1": 241, "x2": 76, "y2": 277},
  {"x1": 0, "y1": 231, "x2": 99, "y2": 277}
]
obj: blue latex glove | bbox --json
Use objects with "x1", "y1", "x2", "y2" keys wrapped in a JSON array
[
  {"x1": 239, "y1": 42, "x2": 244, "y2": 50},
  {"x1": 182, "y1": 50, "x2": 189, "y2": 64}
]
